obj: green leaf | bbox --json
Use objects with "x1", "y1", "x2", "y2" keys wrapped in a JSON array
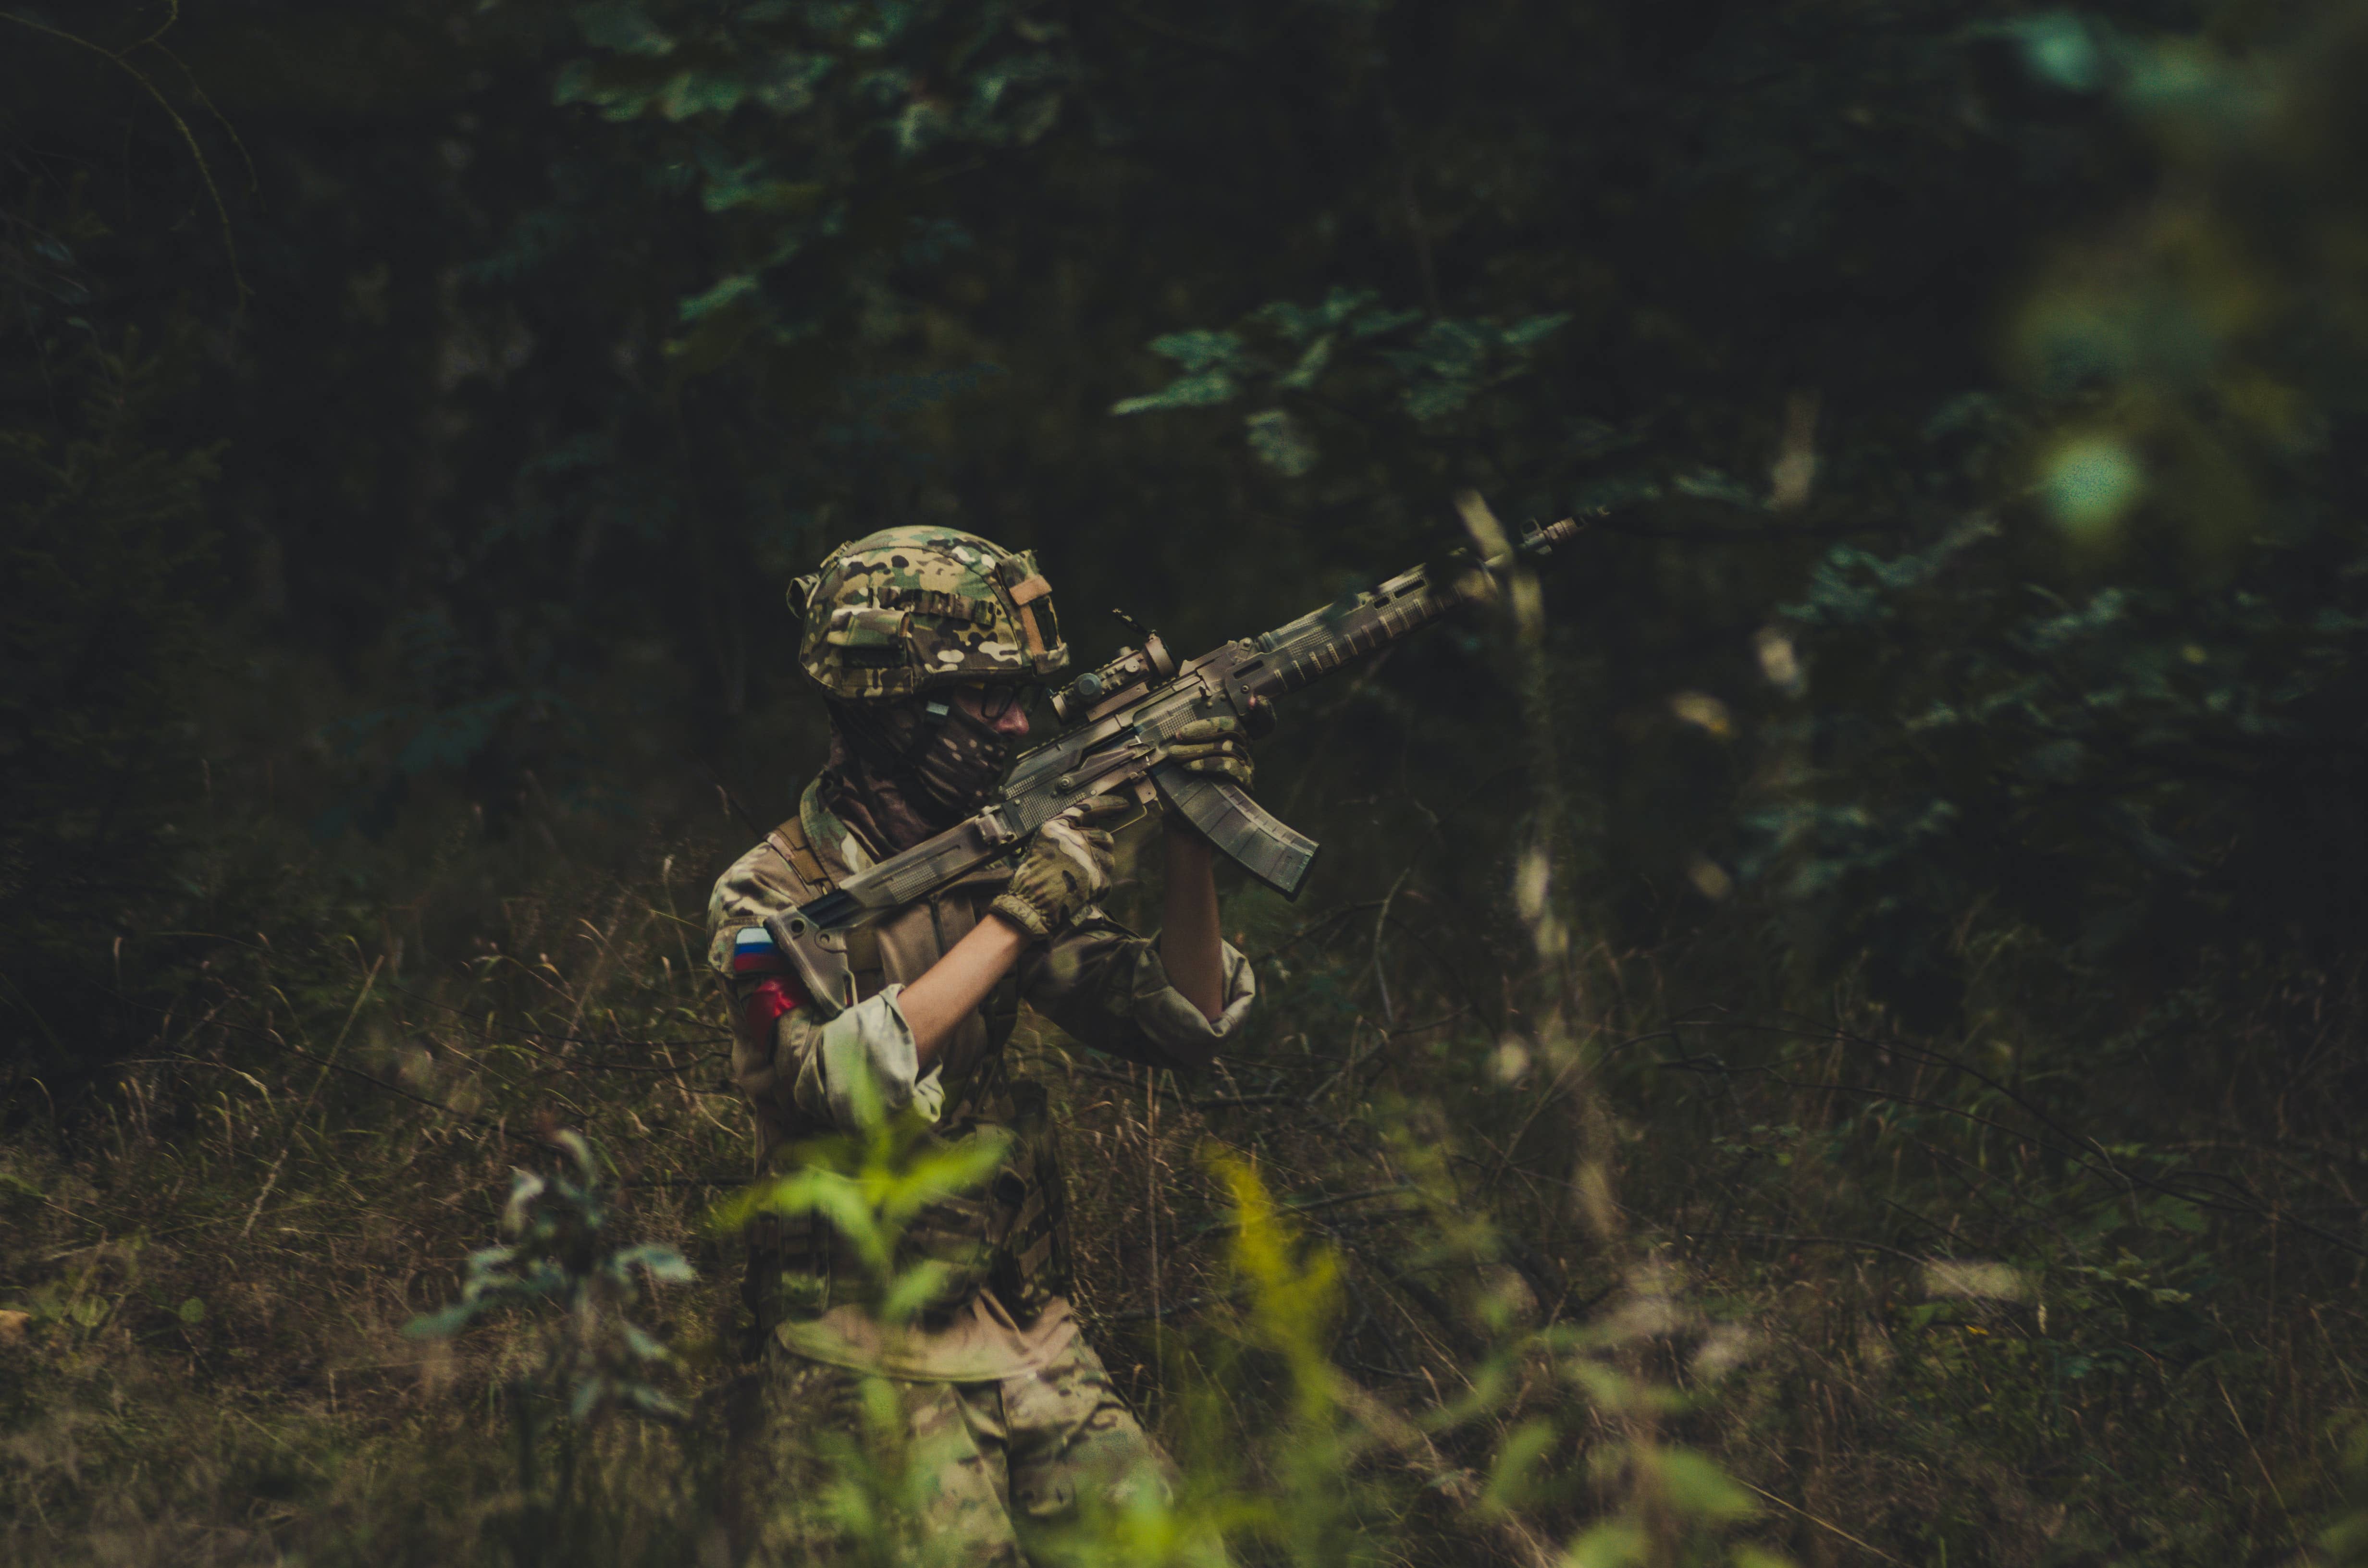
[
  {"x1": 660, "y1": 72, "x2": 751, "y2": 120},
  {"x1": 1485, "y1": 1418, "x2": 1558, "y2": 1510},
  {"x1": 499, "y1": 1172, "x2": 546, "y2": 1235},
  {"x1": 1565, "y1": 1520, "x2": 1647, "y2": 1568},
  {"x1": 2005, "y1": 14, "x2": 2108, "y2": 93},
  {"x1": 880, "y1": 1260, "x2": 960, "y2": 1323},
  {"x1": 1246, "y1": 409, "x2": 1318, "y2": 477},
  {"x1": 1346, "y1": 305, "x2": 1423, "y2": 339},
  {"x1": 402, "y1": 1303, "x2": 479, "y2": 1339},
  {"x1": 678, "y1": 273, "x2": 761, "y2": 324},
  {"x1": 797, "y1": 1181, "x2": 893, "y2": 1274},
  {"x1": 752, "y1": 52, "x2": 835, "y2": 113},
  {"x1": 1404, "y1": 377, "x2": 1479, "y2": 422},
  {"x1": 876, "y1": 1134, "x2": 1011, "y2": 1223},
  {"x1": 464, "y1": 1243, "x2": 518, "y2": 1274},
  {"x1": 1503, "y1": 312, "x2": 1572, "y2": 349},
  {"x1": 612, "y1": 1243, "x2": 697, "y2": 1283},
  {"x1": 1256, "y1": 288, "x2": 1377, "y2": 341},
  {"x1": 1653, "y1": 1446, "x2": 1757, "y2": 1521},
  {"x1": 1111, "y1": 370, "x2": 1239, "y2": 415},
  {"x1": 1275, "y1": 333, "x2": 1333, "y2": 392},
  {"x1": 577, "y1": 0, "x2": 675, "y2": 58},
  {"x1": 550, "y1": 1128, "x2": 599, "y2": 1187},
  {"x1": 706, "y1": 1179, "x2": 778, "y2": 1235},
  {"x1": 1146, "y1": 330, "x2": 1243, "y2": 371},
  {"x1": 711, "y1": 179, "x2": 826, "y2": 217}
]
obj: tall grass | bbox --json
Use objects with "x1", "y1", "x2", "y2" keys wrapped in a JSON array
[{"x1": 4, "y1": 739, "x2": 2365, "y2": 1564}]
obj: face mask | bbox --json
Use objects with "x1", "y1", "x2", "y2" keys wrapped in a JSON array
[
  {"x1": 900, "y1": 698, "x2": 1017, "y2": 818},
  {"x1": 828, "y1": 694, "x2": 1020, "y2": 833}
]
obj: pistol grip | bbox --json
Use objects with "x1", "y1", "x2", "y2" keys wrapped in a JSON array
[{"x1": 762, "y1": 913, "x2": 857, "y2": 1021}]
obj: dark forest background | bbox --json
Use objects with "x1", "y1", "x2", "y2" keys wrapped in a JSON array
[{"x1": 8, "y1": 1, "x2": 2368, "y2": 1564}]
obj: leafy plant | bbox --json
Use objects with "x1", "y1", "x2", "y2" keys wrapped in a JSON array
[
  {"x1": 1112, "y1": 288, "x2": 1571, "y2": 479},
  {"x1": 407, "y1": 1128, "x2": 695, "y2": 1562},
  {"x1": 409, "y1": 1127, "x2": 694, "y2": 1418},
  {"x1": 556, "y1": 0, "x2": 1079, "y2": 377}
]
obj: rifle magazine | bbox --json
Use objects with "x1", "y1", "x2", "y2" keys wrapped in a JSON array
[{"x1": 1151, "y1": 763, "x2": 1320, "y2": 899}]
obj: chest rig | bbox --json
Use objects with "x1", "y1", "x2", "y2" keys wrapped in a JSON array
[{"x1": 743, "y1": 811, "x2": 1070, "y2": 1333}]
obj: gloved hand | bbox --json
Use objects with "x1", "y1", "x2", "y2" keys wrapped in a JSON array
[
  {"x1": 990, "y1": 794, "x2": 1128, "y2": 940},
  {"x1": 1167, "y1": 714, "x2": 1254, "y2": 789}
]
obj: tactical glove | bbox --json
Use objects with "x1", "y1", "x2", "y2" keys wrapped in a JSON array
[
  {"x1": 1167, "y1": 715, "x2": 1255, "y2": 789},
  {"x1": 991, "y1": 794, "x2": 1127, "y2": 940}
]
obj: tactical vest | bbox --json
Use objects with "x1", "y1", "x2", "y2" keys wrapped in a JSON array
[{"x1": 742, "y1": 812, "x2": 1072, "y2": 1332}]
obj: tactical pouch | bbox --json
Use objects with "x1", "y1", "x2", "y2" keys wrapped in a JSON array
[
  {"x1": 987, "y1": 1079, "x2": 1073, "y2": 1318},
  {"x1": 823, "y1": 605, "x2": 912, "y2": 667},
  {"x1": 740, "y1": 1210, "x2": 842, "y2": 1344}
]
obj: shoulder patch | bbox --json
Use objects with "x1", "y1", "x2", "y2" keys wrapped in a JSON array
[{"x1": 732, "y1": 925, "x2": 788, "y2": 975}]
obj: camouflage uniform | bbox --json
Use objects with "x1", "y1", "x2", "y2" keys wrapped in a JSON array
[
  {"x1": 710, "y1": 527, "x2": 1255, "y2": 1562},
  {"x1": 708, "y1": 783, "x2": 1255, "y2": 1173},
  {"x1": 747, "y1": 1299, "x2": 1170, "y2": 1566}
]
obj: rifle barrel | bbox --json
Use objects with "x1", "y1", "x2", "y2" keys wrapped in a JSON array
[{"x1": 1241, "y1": 516, "x2": 1577, "y2": 701}]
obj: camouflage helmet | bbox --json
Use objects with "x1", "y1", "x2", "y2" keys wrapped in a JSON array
[{"x1": 789, "y1": 525, "x2": 1070, "y2": 701}]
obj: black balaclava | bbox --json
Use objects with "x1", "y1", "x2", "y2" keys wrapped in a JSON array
[{"x1": 819, "y1": 694, "x2": 1020, "y2": 857}]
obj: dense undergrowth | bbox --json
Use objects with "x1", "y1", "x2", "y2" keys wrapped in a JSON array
[
  {"x1": 5, "y1": 779, "x2": 2361, "y2": 1565},
  {"x1": 11, "y1": 2, "x2": 2368, "y2": 1562}
]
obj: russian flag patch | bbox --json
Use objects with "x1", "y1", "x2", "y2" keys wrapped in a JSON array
[{"x1": 732, "y1": 925, "x2": 787, "y2": 975}]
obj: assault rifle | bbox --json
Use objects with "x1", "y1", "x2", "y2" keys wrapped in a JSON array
[{"x1": 765, "y1": 515, "x2": 1581, "y2": 1016}]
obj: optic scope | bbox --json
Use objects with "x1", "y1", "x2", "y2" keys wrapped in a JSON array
[{"x1": 1048, "y1": 633, "x2": 1175, "y2": 724}]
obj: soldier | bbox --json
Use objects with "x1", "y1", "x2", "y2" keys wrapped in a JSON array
[{"x1": 706, "y1": 525, "x2": 1256, "y2": 1565}]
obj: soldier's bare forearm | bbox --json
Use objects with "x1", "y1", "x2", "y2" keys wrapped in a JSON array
[
  {"x1": 901, "y1": 916, "x2": 1030, "y2": 1071},
  {"x1": 1160, "y1": 822, "x2": 1226, "y2": 1028}
]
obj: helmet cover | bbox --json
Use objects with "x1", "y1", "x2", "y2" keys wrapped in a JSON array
[{"x1": 789, "y1": 525, "x2": 1069, "y2": 701}]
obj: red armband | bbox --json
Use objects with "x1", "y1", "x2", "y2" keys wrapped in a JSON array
[{"x1": 739, "y1": 975, "x2": 807, "y2": 1043}]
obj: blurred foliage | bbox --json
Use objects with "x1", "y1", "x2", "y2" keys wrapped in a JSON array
[
  {"x1": 1745, "y1": 6, "x2": 2368, "y2": 1021},
  {"x1": 22, "y1": 0, "x2": 2368, "y2": 1021},
  {"x1": 7, "y1": 0, "x2": 2368, "y2": 1561},
  {"x1": 406, "y1": 1128, "x2": 695, "y2": 1562},
  {"x1": 405, "y1": 1127, "x2": 694, "y2": 1421},
  {"x1": 712, "y1": 1069, "x2": 1013, "y2": 1324}
]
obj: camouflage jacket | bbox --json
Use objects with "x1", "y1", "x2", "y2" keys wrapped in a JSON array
[{"x1": 706, "y1": 779, "x2": 1256, "y2": 1328}]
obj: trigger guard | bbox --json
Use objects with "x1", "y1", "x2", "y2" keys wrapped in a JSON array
[
  {"x1": 1235, "y1": 694, "x2": 1278, "y2": 742},
  {"x1": 1070, "y1": 779, "x2": 1153, "y2": 837}
]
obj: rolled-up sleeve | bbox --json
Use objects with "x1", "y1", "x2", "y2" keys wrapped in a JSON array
[
  {"x1": 1020, "y1": 908, "x2": 1257, "y2": 1068},
  {"x1": 732, "y1": 985, "x2": 940, "y2": 1135}
]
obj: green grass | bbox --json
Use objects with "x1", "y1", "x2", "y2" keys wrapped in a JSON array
[{"x1": 2, "y1": 811, "x2": 2361, "y2": 1566}]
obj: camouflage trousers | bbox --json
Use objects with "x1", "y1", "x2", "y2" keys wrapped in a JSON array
[{"x1": 738, "y1": 1335, "x2": 1202, "y2": 1567}]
